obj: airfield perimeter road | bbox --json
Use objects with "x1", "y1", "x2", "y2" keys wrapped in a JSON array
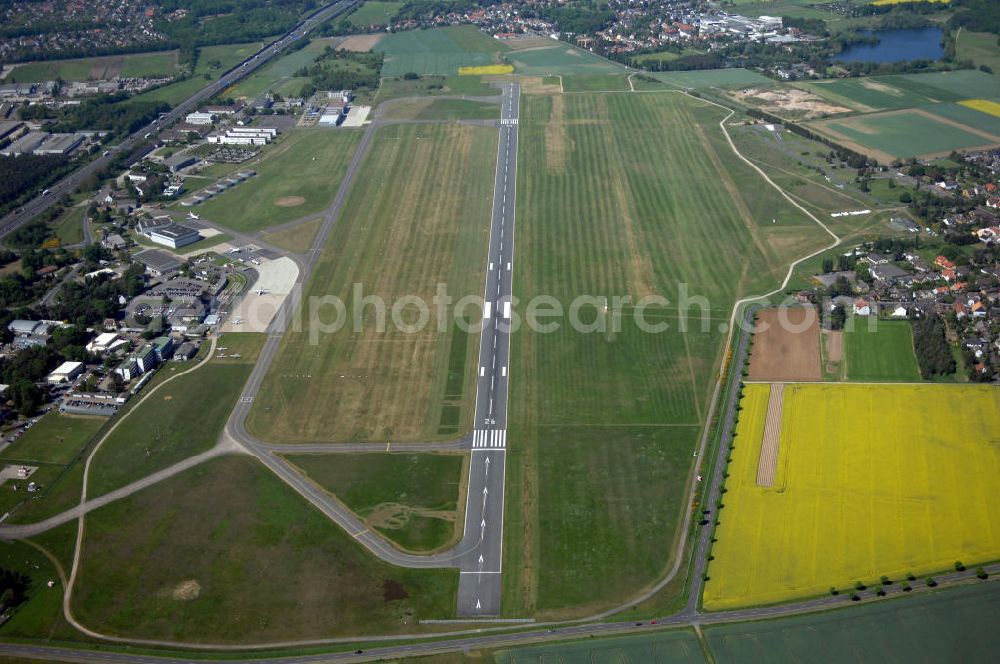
[{"x1": 0, "y1": 0, "x2": 362, "y2": 245}]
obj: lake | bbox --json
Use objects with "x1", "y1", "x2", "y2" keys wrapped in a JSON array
[{"x1": 836, "y1": 27, "x2": 944, "y2": 64}]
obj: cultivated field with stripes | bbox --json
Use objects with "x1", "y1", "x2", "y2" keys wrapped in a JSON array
[
  {"x1": 501, "y1": 91, "x2": 829, "y2": 618},
  {"x1": 246, "y1": 123, "x2": 496, "y2": 443}
]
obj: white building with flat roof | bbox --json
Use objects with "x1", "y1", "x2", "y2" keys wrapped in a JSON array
[
  {"x1": 47, "y1": 361, "x2": 84, "y2": 384},
  {"x1": 185, "y1": 112, "x2": 216, "y2": 125},
  {"x1": 148, "y1": 223, "x2": 201, "y2": 249}
]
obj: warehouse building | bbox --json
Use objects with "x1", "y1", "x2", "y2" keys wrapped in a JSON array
[
  {"x1": 184, "y1": 111, "x2": 216, "y2": 125},
  {"x1": 148, "y1": 223, "x2": 201, "y2": 249},
  {"x1": 47, "y1": 361, "x2": 84, "y2": 384}
]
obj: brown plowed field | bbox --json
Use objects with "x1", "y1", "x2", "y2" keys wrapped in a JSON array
[{"x1": 748, "y1": 306, "x2": 821, "y2": 382}]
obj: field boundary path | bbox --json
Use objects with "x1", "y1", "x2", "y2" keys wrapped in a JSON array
[{"x1": 756, "y1": 383, "x2": 784, "y2": 487}]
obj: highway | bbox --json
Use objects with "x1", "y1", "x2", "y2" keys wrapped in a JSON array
[
  {"x1": 454, "y1": 81, "x2": 519, "y2": 617},
  {"x1": 0, "y1": 0, "x2": 362, "y2": 244}
]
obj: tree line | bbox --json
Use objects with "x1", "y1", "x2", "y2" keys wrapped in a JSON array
[{"x1": 912, "y1": 314, "x2": 956, "y2": 378}]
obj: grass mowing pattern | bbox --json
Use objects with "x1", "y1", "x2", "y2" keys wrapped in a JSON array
[
  {"x1": 73, "y1": 456, "x2": 458, "y2": 641},
  {"x1": 346, "y1": 1, "x2": 404, "y2": 27},
  {"x1": 843, "y1": 319, "x2": 920, "y2": 381},
  {"x1": 704, "y1": 383, "x2": 1000, "y2": 610},
  {"x1": 652, "y1": 68, "x2": 772, "y2": 89},
  {"x1": 194, "y1": 129, "x2": 361, "y2": 233},
  {"x1": 0, "y1": 412, "x2": 103, "y2": 466},
  {"x1": 382, "y1": 98, "x2": 500, "y2": 121},
  {"x1": 503, "y1": 92, "x2": 827, "y2": 617},
  {"x1": 285, "y1": 453, "x2": 465, "y2": 552},
  {"x1": 377, "y1": 26, "x2": 506, "y2": 76},
  {"x1": 705, "y1": 582, "x2": 1000, "y2": 663},
  {"x1": 561, "y1": 74, "x2": 630, "y2": 92},
  {"x1": 926, "y1": 101, "x2": 1000, "y2": 138},
  {"x1": 86, "y1": 334, "x2": 265, "y2": 497},
  {"x1": 247, "y1": 124, "x2": 495, "y2": 443},
  {"x1": 818, "y1": 110, "x2": 994, "y2": 159},
  {"x1": 505, "y1": 45, "x2": 623, "y2": 75}
]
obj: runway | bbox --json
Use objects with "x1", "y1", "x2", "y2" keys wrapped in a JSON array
[{"x1": 454, "y1": 81, "x2": 520, "y2": 617}]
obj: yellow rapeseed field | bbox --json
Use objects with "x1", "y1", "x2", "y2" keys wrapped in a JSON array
[
  {"x1": 959, "y1": 98, "x2": 1000, "y2": 118},
  {"x1": 704, "y1": 383, "x2": 1000, "y2": 610},
  {"x1": 458, "y1": 64, "x2": 514, "y2": 76}
]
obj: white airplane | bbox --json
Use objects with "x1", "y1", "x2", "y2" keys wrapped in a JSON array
[
  {"x1": 256, "y1": 288, "x2": 268, "y2": 296},
  {"x1": 232, "y1": 317, "x2": 243, "y2": 325},
  {"x1": 228, "y1": 247, "x2": 242, "y2": 254},
  {"x1": 187, "y1": 212, "x2": 200, "y2": 220}
]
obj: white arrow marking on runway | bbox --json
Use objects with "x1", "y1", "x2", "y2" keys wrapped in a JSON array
[
  {"x1": 484, "y1": 456, "x2": 490, "y2": 480},
  {"x1": 478, "y1": 554, "x2": 485, "y2": 583},
  {"x1": 480, "y1": 518, "x2": 487, "y2": 540},
  {"x1": 476, "y1": 599, "x2": 481, "y2": 610}
]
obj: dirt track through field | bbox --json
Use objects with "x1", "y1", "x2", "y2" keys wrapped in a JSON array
[{"x1": 756, "y1": 383, "x2": 784, "y2": 487}]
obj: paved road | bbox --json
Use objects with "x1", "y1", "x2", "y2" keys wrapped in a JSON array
[
  {"x1": 454, "y1": 81, "x2": 520, "y2": 617},
  {"x1": 0, "y1": 0, "x2": 362, "y2": 245}
]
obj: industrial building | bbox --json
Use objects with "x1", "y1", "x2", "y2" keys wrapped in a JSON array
[
  {"x1": 47, "y1": 361, "x2": 84, "y2": 384},
  {"x1": 85, "y1": 332, "x2": 129, "y2": 355},
  {"x1": 148, "y1": 223, "x2": 201, "y2": 249},
  {"x1": 184, "y1": 111, "x2": 216, "y2": 125},
  {"x1": 207, "y1": 126, "x2": 277, "y2": 145},
  {"x1": 34, "y1": 133, "x2": 84, "y2": 155},
  {"x1": 164, "y1": 153, "x2": 200, "y2": 173},
  {"x1": 134, "y1": 249, "x2": 182, "y2": 277}
]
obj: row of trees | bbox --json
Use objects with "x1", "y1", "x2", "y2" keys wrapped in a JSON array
[
  {"x1": 294, "y1": 48, "x2": 383, "y2": 96},
  {"x1": 912, "y1": 314, "x2": 956, "y2": 378}
]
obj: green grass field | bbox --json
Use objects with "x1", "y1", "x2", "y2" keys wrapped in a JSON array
[
  {"x1": 496, "y1": 628, "x2": 705, "y2": 664},
  {"x1": 0, "y1": 412, "x2": 104, "y2": 466},
  {"x1": 505, "y1": 45, "x2": 623, "y2": 76},
  {"x1": 194, "y1": 129, "x2": 361, "y2": 233},
  {"x1": 286, "y1": 453, "x2": 465, "y2": 552},
  {"x1": 72, "y1": 455, "x2": 458, "y2": 642},
  {"x1": 561, "y1": 74, "x2": 630, "y2": 92},
  {"x1": 803, "y1": 71, "x2": 1000, "y2": 114},
  {"x1": 4, "y1": 51, "x2": 179, "y2": 83},
  {"x1": 0, "y1": 538, "x2": 77, "y2": 642},
  {"x1": 130, "y1": 42, "x2": 263, "y2": 107},
  {"x1": 377, "y1": 26, "x2": 507, "y2": 76},
  {"x1": 705, "y1": 582, "x2": 1000, "y2": 663},
  {"x1": 246, "y1": 123, "x2": 495, "y2": 444},
  {"x1": 502, "y1": 91, "x2": 828, "y2": 618},
  {"x1": 956, "y1": 29, "x2": 1000, "y2": 74},
  {"x1": 346, "y1": 1, "x2": 404, "y2": 26},
  {"x1": 925, "y1": 101, "x2": 1000, "y2": 137},
  {"x1": 227, "y1": 38, "x2": 341, "y2": 99},
  {"x1": 375, "y1": 74, "x2": 500, "y2": 104},
  {"x1": 815, "y1": 110, "x2": 995, "y2": 160},
  {"x1": 86, "y1": 334, "x2": 264, "y2": 497},
  {"x1": 651, "y1": 68, "x2": 772, "y2": 89},
  {"x1": 843, "y1": 319, "x2": 921, "y2": 381},
  {"x1": 382, "y1": 97, "x2": 499, "y2": 121}
]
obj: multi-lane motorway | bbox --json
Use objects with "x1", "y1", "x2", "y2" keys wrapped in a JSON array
[{"x1": 0, "y1": 0, "x2": 362, "y2": 243}]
